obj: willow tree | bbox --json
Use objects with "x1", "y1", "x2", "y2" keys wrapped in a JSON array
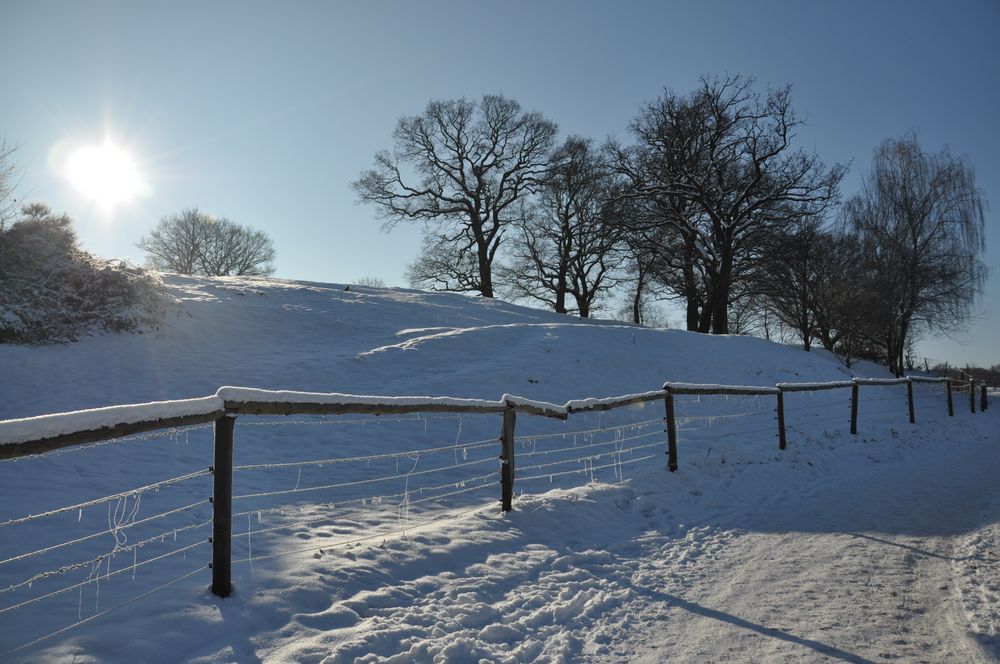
[
  {"x1": 844, "y1": 133, "x2": 988, "y2": 376},
  {"x1": 353, "y1": 95, "x2": 557, "y2": 298}
]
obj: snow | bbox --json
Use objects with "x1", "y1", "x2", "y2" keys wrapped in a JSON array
[
  {"x1": 500, "y1": 394, "x2": 567, "y2": 418},
  {"x1": 663, "y1": 381, "x2": 781, "y2": 394},
  {"x1": 0, "y1": 396, "x2": 223, "y2": 446},
  {"x1": 0, "y1": 273, "x2": 996, "y2": 662},
  {"x1": 565, "y1": 390, "x2": 668, "y2": 412},
  {"x1": 854, "y1": 377, "x2": 912, "y2": 386},
  {"x1": 775, "y1": 380, "x2": 855, "y2": 391},
  {"x1": 217, "y1": 387, "x2": 506, "y2": 412}
]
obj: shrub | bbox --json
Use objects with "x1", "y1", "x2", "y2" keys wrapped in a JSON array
[{"x1": 0, "y1": 204, "x2": 166, "y2": 344}]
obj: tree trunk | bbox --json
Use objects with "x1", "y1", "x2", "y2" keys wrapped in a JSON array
[
  {"x1": 474, "y1": 229, "x2": 494, "y2": 298},
  {"x1": 710, "y1": 272, "x2": 730, "y2": 334},
  {"x1": 683, "y1": 238, "x2": 700, "y2": 331}
]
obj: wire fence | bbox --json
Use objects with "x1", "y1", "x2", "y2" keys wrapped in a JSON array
[{"x1": 0, "y1": 375, "x2": 987, "y2": 658}]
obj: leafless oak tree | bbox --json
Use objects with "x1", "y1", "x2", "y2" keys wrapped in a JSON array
[
  {"x1": 353, "y1": 95, "x2": 557, "y2": 298},
  {"x1": 501, "y1": 137, "x2": 623, "y2": 317},
  {"x1": 610, "y1": 75, "x2": 845, "y2": 334}
]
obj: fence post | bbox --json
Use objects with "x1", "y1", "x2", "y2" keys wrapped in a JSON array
[
  {"x1": 850, "y1": 381, "x2": 859, "y2": 435},
  {"x1": 946, "y1": 379, "x2": 954, "y2": 417},
  {"x1": 776, "y1": 388, "x2": 787, "y2": 450},
  {"x1": 211, "y1": 415, "x2": 235, "y2": 598},
  {"x1": 982, "y1": 383, "x2": 989, "y2": 412},
  {"x1": 906, "y1": 379, "x2": 915, "y2": 424},
  {"x1": 664, "y1": 389, "x2": 678, "y2": 472},
  {"x1": 970, "y1": 377, "x2": 976, "y2": 414},
  {"x1": 500, "y1": 406, "x2": 516, "y2": 512}
]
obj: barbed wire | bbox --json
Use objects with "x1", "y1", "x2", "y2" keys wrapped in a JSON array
[
  {"x1": 0, "y1": 564, "x2": 207, "y2": 659},
  {"x1": 0, "y1": 499, "x2": 210, "y2": 568},
  {"x1": 519, "y1": 430, "x2": 662, "y2": 459},
  {"x1": 512, "y1": 417, "x2": 661, "y2": 443},
  {"x1": 0, "y1": 469, "x2": 211, "y2": 529},
  {"x1": 517, "y1": 440, "x2": 662, "y2": 474},
  {"x1": 232, "y1": 455, "x2": 497, "y2": 502},
  {"x1": 0, "y1": 539, "x2": 208, "y2": 615},
  {"x1": 232, "y1": 437, "x2": 498, "y2": 472},
  {"x1": 517, "y1": 452, "x2": 658, "y2": 483}
]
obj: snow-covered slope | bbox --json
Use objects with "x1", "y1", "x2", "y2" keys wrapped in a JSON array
[
  {"x1": 0, "y1": 274, "x2": 996, "y2": 662},
  {"x1": 0, "y1": 273, "x2": 876, "y2": 419}
]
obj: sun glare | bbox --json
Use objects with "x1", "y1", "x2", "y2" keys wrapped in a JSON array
[{"x1": 63, "y1": 143, "x2": 145, "y2": 211}]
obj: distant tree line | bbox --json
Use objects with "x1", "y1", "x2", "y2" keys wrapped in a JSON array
[{"x1": 354, "y1": 76, "x2": 988, "y2": 375}]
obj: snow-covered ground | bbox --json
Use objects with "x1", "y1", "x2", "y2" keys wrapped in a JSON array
[{"x1": 0, "y1": 274, "x2": 996, "y2": 662}]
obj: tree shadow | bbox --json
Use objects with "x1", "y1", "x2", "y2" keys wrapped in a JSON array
[{"x1": 630, "y1": 584, "x2": 877, "y2": 664}]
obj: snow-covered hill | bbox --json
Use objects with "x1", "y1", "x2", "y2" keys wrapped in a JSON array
[
  {"x1": 0, "y1": 273, "x2": 877, "y2": 419},
  {"x1": 0, "y1": 274, "x2": 996, "y2": 662}
]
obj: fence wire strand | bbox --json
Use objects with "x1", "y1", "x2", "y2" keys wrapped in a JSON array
[
  {"x1": 0, "y1": 539, "x2": 208, "y2": 615},
  {"x1": 0, "y1": 469, "x2": 211, "y2": 529},
  {"x1": 0, "y1": 564, "x2": 206, "y2": 659},
  {"x1": 0, "y1": 499, "x2": 210, "y2": 568},
  {"x1": 233, "y1": 437, "x2": 498, "y2": 472}
]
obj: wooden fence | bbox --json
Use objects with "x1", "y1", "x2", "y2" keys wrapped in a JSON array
[{"x1": 0, "y1": 376, "x2": 989, "y2": 599}]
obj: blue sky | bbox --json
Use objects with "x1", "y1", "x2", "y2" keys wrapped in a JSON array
[{"x1": 2, "y1": 0, "x2": 998, "y2": 366}]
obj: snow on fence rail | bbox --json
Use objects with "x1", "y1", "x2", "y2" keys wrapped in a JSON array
[{"x1": 0, "y1": 374, "x2": 990, "y2": 656}]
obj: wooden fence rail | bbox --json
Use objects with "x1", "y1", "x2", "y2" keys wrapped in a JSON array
[{"x1": 0, "y1": 376, "x2": 986, "y2": 597}]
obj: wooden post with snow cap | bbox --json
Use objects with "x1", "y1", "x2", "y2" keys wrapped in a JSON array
[
  {"x1": 211, "y1": 415, "x2": 235, "y2": 598},
  {"x1": 946, "y1": 379, "x2": 954, "y2": 417},
  {"x1": 982, "y1": 383, "x2": 988, "y2": 412},
  {"x1": 776, "y1": 387, "x2": 787, "y2": 450},
  {"x1": 500, "y1": 405, "x2": 516, "y2": 512},
  {"x1": 664, "y1": 388, "x2": 678, "y2": 472},
  {"x1": 906, "y1": 379, "x2": 915, "y2": 424},
  {"x1": 970, "y1": 377, "x2": 976, "y2": 414},
  {"x1": 850, "y1": 381, "x2": 859, "y2": 435}
]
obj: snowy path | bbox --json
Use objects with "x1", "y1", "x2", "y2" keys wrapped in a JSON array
[{"x1": 597, "y1": 432, "x2": 1000, "y2": 663}]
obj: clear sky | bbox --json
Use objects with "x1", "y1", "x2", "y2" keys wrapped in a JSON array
[{"x1": 2, "y1": 0, "x2": 998, "y2": 366}]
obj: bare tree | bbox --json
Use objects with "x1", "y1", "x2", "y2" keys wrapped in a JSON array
[
  {"x1": 352, "y1": 276, "x2": 386, "y2": 288},
  {"x1": 0, "y1": 139, "x2": 21, "y2": 230},
  {"x1": 199, "y1": 220, "x2": 276, "y2": 277},
  {"x1": 137, "y1": 208, "x2": 276, "y2": 276},
  {"x1": 755, "y1": 218, "x2": 829, "y2": 350},
  {"x1": 610, "y1": 75, "x2": 845, "y2": 334},
  {"x1": 405, "y1": 231, "x2": 484, "y2": 293},
  {"x1": 502, "y1": 137, "x2": 624, "y2": 317},
  {"x1": 843, "y1": 133, "x2": 988, "y2": 375},
  {"x1": 353, "y1": 95, "x2": 558, "y2": 297}
]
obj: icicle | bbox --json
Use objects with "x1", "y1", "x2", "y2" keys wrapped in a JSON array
[
  {"x1": 78, "y1": 508, "x2": 83, "y2": 522},
  {"x1": 248, "y1": 512, "x2": 254, "y2": 578}
]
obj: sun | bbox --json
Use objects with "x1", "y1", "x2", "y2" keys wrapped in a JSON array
[{"x1": 63, "y1": 142, "x2": 145, "y2": 211}]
